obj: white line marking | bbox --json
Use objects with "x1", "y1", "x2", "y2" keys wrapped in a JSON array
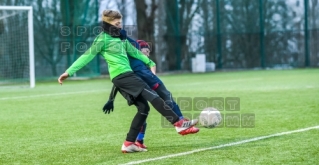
[
  {"x1": 0, "y1": 90, "x2": 106, "y2": 100},
  {"x1": 120, "y1": 125, "x2": 319, "y2": 165}
]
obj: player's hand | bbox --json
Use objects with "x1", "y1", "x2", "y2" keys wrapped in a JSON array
[
  {"x1": 150, "y1": 66, "x2": 156, "y2": 75},
  {"x1": 58, "y1": 72, "x2": 69, "y2": 85},
  {"x1": 102, "y1": 100, "x2": 114, "y2": 114}
]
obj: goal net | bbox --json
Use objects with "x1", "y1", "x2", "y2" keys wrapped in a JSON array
[{"x1": 0, "y1": 6, "x2": 35, "y2": 88}]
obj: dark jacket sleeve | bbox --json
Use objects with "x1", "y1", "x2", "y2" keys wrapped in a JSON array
[{"x1": 126, "y1": 37, "x2": 140, "y2": 49}]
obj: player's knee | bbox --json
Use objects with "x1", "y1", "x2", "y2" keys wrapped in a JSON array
[
  {"x1": 138, "y1": 103, "x2": 150, "y2": 115},
  {"x1": 144, "y1": 104, "x2": 150, "y2": 113}
]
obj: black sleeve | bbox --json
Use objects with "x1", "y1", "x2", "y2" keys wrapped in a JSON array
[{"x1": 108, "y1": 85, "x2": 119, "y2": 101}]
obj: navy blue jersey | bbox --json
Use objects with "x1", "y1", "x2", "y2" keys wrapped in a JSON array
[{"x1": 126, "y1": 36, "x2": 162, "y2": 88}]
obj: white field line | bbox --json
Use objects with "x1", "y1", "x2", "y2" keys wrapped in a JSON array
[
  {"x1": 119, "y1": 125, "x2": 319, "y2": 165},
  {"x1": 0, "y1": 89, "x2": 107, "y2": 100}
]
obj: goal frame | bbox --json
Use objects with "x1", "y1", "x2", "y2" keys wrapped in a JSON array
[{"x1": 0, "y1": 6, "x2": 35, "y2": 88}]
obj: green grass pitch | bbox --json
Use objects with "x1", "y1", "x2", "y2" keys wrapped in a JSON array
[{"x1": 1, "y1": 69, "x2": 319, "y2": 165}]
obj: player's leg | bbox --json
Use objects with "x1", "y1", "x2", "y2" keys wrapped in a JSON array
[
  {"x1": 136, "y1": 82, "x2": 189, "y2": 148},
  {"x1": 113, "y1": 72, "x2": 198, "y2": 135},
  {"x1": 154, "y1": 83, "x2": 183, "y2": 119},
  {"x1": 139, "y1": 86, "x2": 199, "y2": 135},
  {"x1": 134, "y1": 70, "x2": 184, "y2": 119},
  {"x1": 121, "y1": 94, "x2": 149, "y2": 153},
  {"x1": 172, "y1": 102, "x2": 183, "y2": 119},
  {"x1": 134, "y1": 97, "x2": 147, "y2": 149},
  {"x1": 135, "y1": 122, "x2": 147, "y2": 148},
  {"x1": 154, "y1": 83, "x2": 199, "y2": 134}
]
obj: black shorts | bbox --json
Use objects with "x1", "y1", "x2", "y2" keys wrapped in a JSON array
[{"x1": 112, "y1": 71, "x2": 147, "y2": 98}]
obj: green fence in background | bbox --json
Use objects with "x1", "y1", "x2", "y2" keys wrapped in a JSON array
[{"x1": 2, "y1": 0, "x2": 317, "y2": 81}]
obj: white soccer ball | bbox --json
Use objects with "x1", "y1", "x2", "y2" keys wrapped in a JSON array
[{"x1": 199, "y1": 107, "x2": 222, "y2": 128}]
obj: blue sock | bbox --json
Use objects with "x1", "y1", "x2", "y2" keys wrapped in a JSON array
[
  {"x1": 137, "y1": 123, "x2": 147, "y2": 141},
  {"x1": 137, "y1": 133, "x2": 145, "y2": 141},
  {"x1": 172, "y1": 102, "x2": 184, "y2": 119}
]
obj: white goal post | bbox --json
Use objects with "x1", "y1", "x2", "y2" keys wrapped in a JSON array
[{"x1": 0, "y1": 6, "x2": 35, "y2": 88}]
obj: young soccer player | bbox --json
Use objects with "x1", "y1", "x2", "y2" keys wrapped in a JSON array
[
  {"x1": 103, "y1": 38, "x2": 199, "y2": 149},
  {"x1": 58, "y1": 9, "x2": 198, "y2": 153}
]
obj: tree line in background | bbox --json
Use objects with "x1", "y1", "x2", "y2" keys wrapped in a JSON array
[{"x1": 0, "y1": 0, "x2": 318, "y2": 78}]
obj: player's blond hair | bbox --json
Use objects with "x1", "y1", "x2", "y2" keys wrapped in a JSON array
[{"x1": 102, "y1": 10, "x2": 122, "y2": 23}]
